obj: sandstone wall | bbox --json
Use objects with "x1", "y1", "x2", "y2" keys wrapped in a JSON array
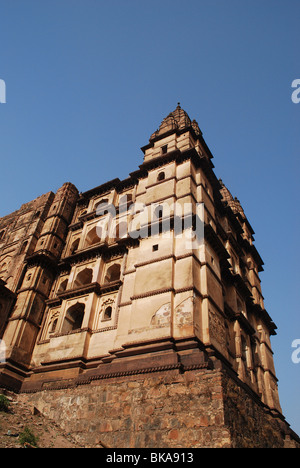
[
  {"x1": 19, "y1": 369, "x2": 229, "y2": 448},
  {"x1": 18, "y1": 368, "x2": 298, "y2": 448}
]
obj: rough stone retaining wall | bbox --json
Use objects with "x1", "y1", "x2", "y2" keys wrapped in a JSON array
[{"x1": 18, "y1": 368, "x2": 299, "y2": 448}]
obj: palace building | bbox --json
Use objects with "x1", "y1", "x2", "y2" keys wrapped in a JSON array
[{"x1": 0, "y1": 104, "x2": 298, "y2": 447}]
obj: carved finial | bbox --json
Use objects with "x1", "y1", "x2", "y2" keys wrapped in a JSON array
[{"x1": 177, "y1": 102, "x2": 181, "y2": 108}]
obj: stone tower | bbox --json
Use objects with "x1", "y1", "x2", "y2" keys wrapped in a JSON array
[
  {"x1": 0, "y1": 106, "x2": 298, "y2": 447},
  {"x1": 0, "y1": 183, "x2": 78, "y2": 389}
]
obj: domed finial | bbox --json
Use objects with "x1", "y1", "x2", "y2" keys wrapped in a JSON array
[{"x1": 177, "y1": 102, "x2": 181, "y2": 108}]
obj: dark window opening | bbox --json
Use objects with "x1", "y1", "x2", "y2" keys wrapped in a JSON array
[
  {"x1": 74, "y1": 268, "x2": 93, "y2": 288},
  {"x1": 62, "y1": 303, "x2": 85, "y2": 333},
  {"x1": 70, "y1": 238, "x2": 80, "y2": 255},
  {"x1": 58, "y1": 279, "x2": 68, "y2": 293},
  {"x1": 95, "y1": 199, "x2": 109, "y2": 215},
  {"x1": 104, "y1": 306, "x2": 112, "y2": 320},
  {"x1": 154, "y1": 205, "x2": 163, "y2": 220},
  {"x1": 105, "y1": 264, "x2": 121, "y2": 283},
  {"x1": 85, "y1": 226, "x2": 101, "y2": 247}
]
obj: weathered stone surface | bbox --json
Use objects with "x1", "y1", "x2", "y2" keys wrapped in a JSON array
[{"x1": 18, "y1": 368, "x2": 299, "y2": 448}]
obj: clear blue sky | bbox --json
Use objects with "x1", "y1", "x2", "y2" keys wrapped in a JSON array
[{"x1": 0, "y1": 0, "x2": 299, "y2": 437}]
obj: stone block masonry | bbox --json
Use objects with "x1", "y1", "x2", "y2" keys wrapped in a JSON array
[{"x1": 18, "y1": 367, "x2": 299, "y2": 448}]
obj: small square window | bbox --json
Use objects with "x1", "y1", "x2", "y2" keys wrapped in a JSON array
[
  {"x1": 152, "y1": 244, "x2": 159, "y2": 251},
  {"x1": 161, "y1": 145, "x2": 168, "y2": 154}
]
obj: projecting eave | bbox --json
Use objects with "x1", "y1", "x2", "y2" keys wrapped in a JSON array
[
  {"x1": 250, "y1": 244, "x2": 264, "y2": 272},
  {"x1": 242, "y1": 214, "x2": 255, "y2": 236},
  {"x1": 252, "y1": 303, "x2": 277, "y2": 336},
  {"x1": 79, "y1": 178, "x2": 121, "y2": 202}
]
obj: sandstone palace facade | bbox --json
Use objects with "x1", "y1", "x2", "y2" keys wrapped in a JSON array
[{"x1": 0, "y1": 105, "x2": 298, "y2": 447}]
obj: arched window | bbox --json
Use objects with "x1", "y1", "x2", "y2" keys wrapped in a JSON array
[
  {"x1": 105, "y1": 264, "x2": 121, "y2": 283},
  {"x1": 85, "y1": 226, "x2": 101, "y2": 247},
  {"x1": 95, "y1": 199, "x2": 109, "y2": 215},
  {"x1": 70, "y1": 238, "x2": 80, "y2": 255},
  {"x1": 104, "y1": 306, "x2": 112, "y2": 320},
  {"x1": 157, "y1": 172, "x2": 165, "y2": 181},
  {"x1": 0, "y1": 230, "x2": 5, "y2": 241},
  {"x1": 62, "y1": 303, "x2": 85, "y2": 333},
  {"x1": 58, "y1": 279, "x2": 68, "y2": 293},
  {"x1": 74, "y1": 268, "x2": 93, "y2": 288}
]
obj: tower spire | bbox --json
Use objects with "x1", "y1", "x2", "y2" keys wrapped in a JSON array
[{"x1": 149, "y1": 103, "x2": 202, "y2": 142}]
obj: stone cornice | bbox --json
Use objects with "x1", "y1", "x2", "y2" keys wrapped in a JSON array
[
  {"x1": 59, "y1": 240, "x2": 137, "y2": 267},
  {"x1": 55, "y1": 280, "x2": 122, "y2": 301}
]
